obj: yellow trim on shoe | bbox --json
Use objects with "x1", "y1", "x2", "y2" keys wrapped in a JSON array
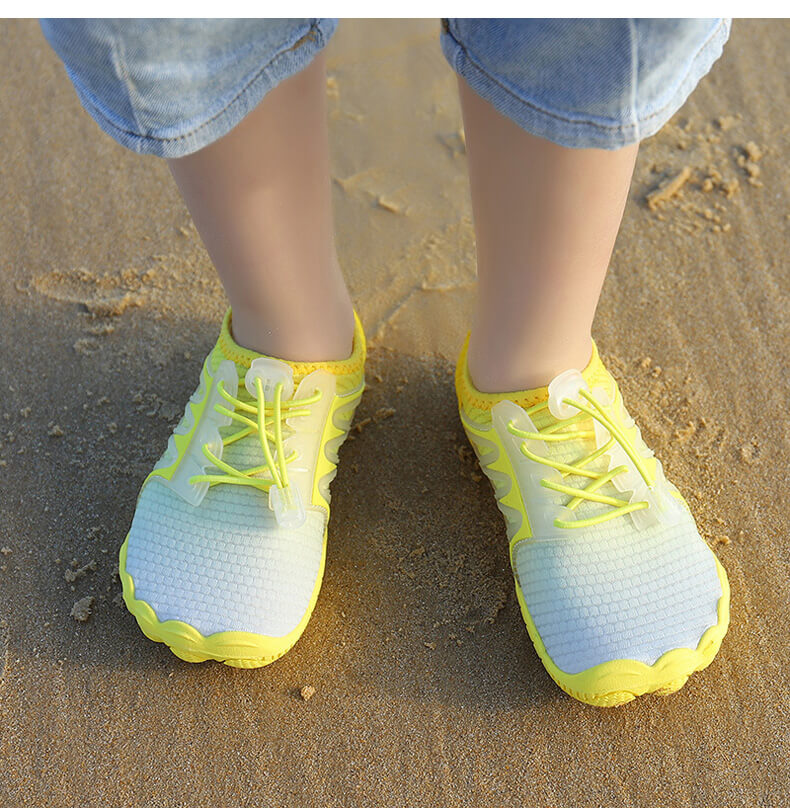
[
  {"x1": 455, "y1": 333, "x2": 731, "y2": 706},
  {"x1": 120, "y1": 309, "x2": 367, "y2": 667},
  {"x1": 514, "y1": 557, "x2": 730, "y2": 706},
  {"x1": 310, "y1": 383, "x2": 364, "y2": 513},
  {"x1": 119, "y1": 530, "x2": 327, "y2": 668}
]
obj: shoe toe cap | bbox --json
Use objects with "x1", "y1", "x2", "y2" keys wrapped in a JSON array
[
  {"x1": 124, "y1": 479, "x2": 326, "y2": 639},
  {"x1": 514, "y1": 517, "x2": 726, "y2": 676}
]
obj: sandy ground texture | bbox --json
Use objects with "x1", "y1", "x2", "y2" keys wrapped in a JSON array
[{"x1": 0, "y1": 18, "x2": 788, "y2": 808}]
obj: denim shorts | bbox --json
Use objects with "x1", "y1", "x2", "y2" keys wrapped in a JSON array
[{"x1": 40, "y1": 18, "x2": 730, "y2": 157}]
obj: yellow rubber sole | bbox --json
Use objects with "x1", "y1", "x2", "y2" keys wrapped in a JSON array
[
  {"x1": 515, "y1": 556, "x2": 731, "y2": 707},
  {"x1": 118, "y1": 532, "x2": 326, "y2": 668}
]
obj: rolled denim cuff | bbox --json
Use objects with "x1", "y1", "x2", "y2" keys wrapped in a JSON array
[
  {"x1": 40, "y1": 18, "x2": 338, "y2": 158},
  {"x1": 440, "y1": 18, "x2": 731, "y2": 150}
]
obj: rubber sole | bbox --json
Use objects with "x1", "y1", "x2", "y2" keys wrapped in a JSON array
[
  {"x1": 118, "y1": 532, "x2": 325, "y2": 668},
  {"x1": 515, "y1": 556, "x2": 731, "y2": 707}
]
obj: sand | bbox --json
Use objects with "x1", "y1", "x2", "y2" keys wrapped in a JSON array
[{"x1": 0, "y1": 18, "x2": 788, "y2": 808}]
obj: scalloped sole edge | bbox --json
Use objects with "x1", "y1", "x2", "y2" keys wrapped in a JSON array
[
  {"x1": 118, "y1": 533, "x2": 325, "y2": 668},
  {"x1": 515, "y1": 556, "x2": 730, "y2": 707}
]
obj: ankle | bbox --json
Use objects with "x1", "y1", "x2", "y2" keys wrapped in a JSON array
[
  {"x1": 467, "y1": 331, "x2": 593, "y2": 393},
  {"x1": 230, "y1": 296, "x2": 355, "y2": 362}
]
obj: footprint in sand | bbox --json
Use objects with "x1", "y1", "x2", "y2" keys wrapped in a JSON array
[
  {"x1": 32, "y1": 265, "x2": 147, "y2": 317},
  {"x1": 30, "y1": 251, "x2": 224, "y2": 323}
]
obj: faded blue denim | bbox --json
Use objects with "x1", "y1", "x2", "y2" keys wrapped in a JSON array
[
  {"x1": 40, "y1": 18, "x2": 730, "y2": 157},
  {"x1": 440, "y1": 19, "x2": 731, "y2": 149}
]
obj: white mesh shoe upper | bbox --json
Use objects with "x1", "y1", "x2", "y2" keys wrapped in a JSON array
[
  {"x1": 467, "y1": 371, "x2": 723, "y2": 675},
  {"x1": 125, "y1": 359, "x2": 340, "y2": 639},
  {"x1": 125, "y1": 479, "x2": 326, "y2": 638},
  {"x1": 513, "y1": 513, "x2": 721, "y2": 674}
]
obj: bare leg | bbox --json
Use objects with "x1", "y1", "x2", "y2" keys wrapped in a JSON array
[
  {"x1": 457, "y1": 77, "x2": 639, "y2": 392},
  {"x1": 168, "y1": 50, "x2": 353, "y2": 361}
]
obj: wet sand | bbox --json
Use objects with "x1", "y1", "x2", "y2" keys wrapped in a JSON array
[{"x1": 0, "y1": 18, "x2": 788, "y2": 807}]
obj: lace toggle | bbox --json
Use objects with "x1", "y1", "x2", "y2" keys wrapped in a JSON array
[
  {"x1": 548, "y1": 369, "x2": 589, "y2": 419},
  {"x1": 245, "y1": 357, "x2": 294, "y2": 401}
]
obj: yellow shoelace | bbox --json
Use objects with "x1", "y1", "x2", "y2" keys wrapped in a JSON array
[
  {"x1": 189, "y1": 379, "x2": 321, "y2": 494},
  {"x1": 507, "y1": 388, "x2": 655, "y2": 530}
]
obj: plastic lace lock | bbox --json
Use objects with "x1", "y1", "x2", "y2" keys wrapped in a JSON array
[
  {"x1": 629, "y1": 468, "x2": 685, "y2": 530},
  {"x1": 269, "y1": 483, "x2": 306, "y2": 529},
  {"x1": 547, "y1": 369, "x2": 589, "y2": 419},
  {"x1": 245, "y1": 358, "x2": 295, "y2": 401}
]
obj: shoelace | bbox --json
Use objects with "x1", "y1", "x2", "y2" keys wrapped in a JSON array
[
  {"x1": 189, "y1": 377, "x2": 321, "y2": 507},
  {"x1": 507, "y1": 387, "x2": 655, "y2": 530}
]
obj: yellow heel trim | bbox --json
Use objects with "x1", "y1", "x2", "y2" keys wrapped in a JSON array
[
  {"x1": 515, "y1": 558, "x2": 731, "y2": 707},
  {"x1": 118, "y1": 533, "x2": 326, "y2": 668}
]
